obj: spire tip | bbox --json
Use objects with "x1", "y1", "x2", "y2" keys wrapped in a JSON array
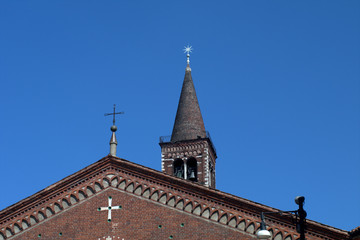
[{"x1": 184, "y1": 45, "x2": 193, "y2": 71}]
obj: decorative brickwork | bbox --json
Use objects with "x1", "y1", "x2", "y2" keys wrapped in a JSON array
[
  {"x1": 0, "y1": 156, "x2": 349, "y2": 240},
  {"x1": 160, "y1": 138, "x2": 216, "y2": 187}
]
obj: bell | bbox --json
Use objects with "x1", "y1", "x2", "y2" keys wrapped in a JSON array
[
  {"x1": 176, "y1": 169, "x2": 183, "y2": 178},
  {"x1": 189, "y1": 170, "x2": 196, "y2": 180}
]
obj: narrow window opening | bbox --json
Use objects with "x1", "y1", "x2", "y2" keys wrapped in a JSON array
[
  {"x1": 209, "y1": 161, "x2": 214, "y2": 186},
  {"x1": 173, "y1": 159, "x2": 184, "y2": 178},
  {"x1": 187, "y1": 157, "x2": 197, "y2": 182}
]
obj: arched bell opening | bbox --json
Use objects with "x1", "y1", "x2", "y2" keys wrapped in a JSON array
[
  {"x1": 187, "y1": 157, "x2": 197, "y2": 182},
  {"x1": 173, "y1": 159, "x2": 184, "y2": 179}
]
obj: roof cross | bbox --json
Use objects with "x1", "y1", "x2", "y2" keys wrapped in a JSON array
[
  {"x1": 97, "y1": 196, "x2": 122, "y2": 222},
  {"x1": 104, "y1": 104, "x2": 124, "y2": 126}
]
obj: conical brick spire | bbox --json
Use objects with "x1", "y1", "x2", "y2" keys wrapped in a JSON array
[
  {"x1": 170, "y1": 64, "x2": 206, "y2": 142},
  {"x1": 160, "y1": 48, "x2": 217, "y2": 187}
]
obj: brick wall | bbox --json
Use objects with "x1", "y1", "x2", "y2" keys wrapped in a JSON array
[{"x1": 11, "y1": 188, "x2": 254, "y2": 240}]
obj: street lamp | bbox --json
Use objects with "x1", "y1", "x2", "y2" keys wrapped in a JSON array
[{"x1": 257, "y1": 196, "x2": 307, "y2": 240}]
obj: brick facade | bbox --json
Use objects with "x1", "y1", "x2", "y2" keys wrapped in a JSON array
[
  {"x1": 0, "y1": 156, "x2": 350, "y2": 240},
  {"x1": 8, "y1": 189, "x2": 255, "y2": 240}
]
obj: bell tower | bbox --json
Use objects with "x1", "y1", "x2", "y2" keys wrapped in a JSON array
[{"x1": 159, "y1": 47, "x2": 217, "y2": 188}]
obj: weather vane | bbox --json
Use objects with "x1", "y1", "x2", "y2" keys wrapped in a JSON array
[{"x1": 183, "y1": 45, "x2": 193, "y2": 65}]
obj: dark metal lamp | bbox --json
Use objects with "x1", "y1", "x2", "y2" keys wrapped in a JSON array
[{"x1": 257, "y1": 196, "x2": 307, "y2": 240}]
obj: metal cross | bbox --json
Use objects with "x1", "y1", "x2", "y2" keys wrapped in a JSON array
[
  {"x1": 97, "y1": 196, "x2": 122, "y2": 222},
  {"x1": 104, "y1": 104, "x2": 124, "y2": 125}
]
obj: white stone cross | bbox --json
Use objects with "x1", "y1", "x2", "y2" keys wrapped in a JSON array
[
  {"x1": 98, "y1": 237, "x2": 124, "y2": 240},
  {"x1": 97, "y1": 196, "x2": 122, "y2": 222}
]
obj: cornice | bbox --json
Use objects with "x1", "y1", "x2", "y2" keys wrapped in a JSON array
[{"x1": 160, "y1": 137, "x2": 217, "y2": 158}]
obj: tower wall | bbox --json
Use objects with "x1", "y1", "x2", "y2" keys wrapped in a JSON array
[{"x1": 160, "y1": 138, "x2": 216, "y2": 188}]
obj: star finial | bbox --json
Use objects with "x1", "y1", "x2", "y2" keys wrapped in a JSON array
[
  {"x1": 183, "y1": 45, "x2": 193, "y2": 68},
  {"x1": 184, "y1": 45, "x2": 193, "y2": 55}
]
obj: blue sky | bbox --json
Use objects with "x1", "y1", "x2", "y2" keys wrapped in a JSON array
[{"x1": 0, "y1": 0, "x2": 359, "y2": 231}]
